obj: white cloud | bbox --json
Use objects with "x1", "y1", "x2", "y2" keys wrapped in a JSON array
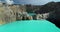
[{"x1": 5, "y1": 0, "x2": 14, "y2": 5}]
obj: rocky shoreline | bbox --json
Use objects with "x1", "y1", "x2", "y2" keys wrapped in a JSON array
[{"x1": 0, "y1": 2, "x2": 60, "y2": 28}]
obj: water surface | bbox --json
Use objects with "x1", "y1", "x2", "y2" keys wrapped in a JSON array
[{"x1": 0, "y1": 20, "x2": 60, "y2": 32}]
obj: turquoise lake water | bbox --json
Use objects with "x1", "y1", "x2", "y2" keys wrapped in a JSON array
[{"x1": 0, "y1": 20, "x2": 60, "y2": 32}]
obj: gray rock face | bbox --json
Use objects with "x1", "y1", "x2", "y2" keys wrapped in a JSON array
[
  {"x1": 0, "y1": 4, "x2": 16, "y2": 23},
  {"x1": 36, "y1": 13, "x2": 49, "y2": 20}
]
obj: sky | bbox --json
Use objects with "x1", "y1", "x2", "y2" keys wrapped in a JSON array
[
  {"x1": 0, "y1": 0, "x2": 60, "y2": 5},
  {"x1": 13, "y1": 0, "x2": 60, "y2": 5}
]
